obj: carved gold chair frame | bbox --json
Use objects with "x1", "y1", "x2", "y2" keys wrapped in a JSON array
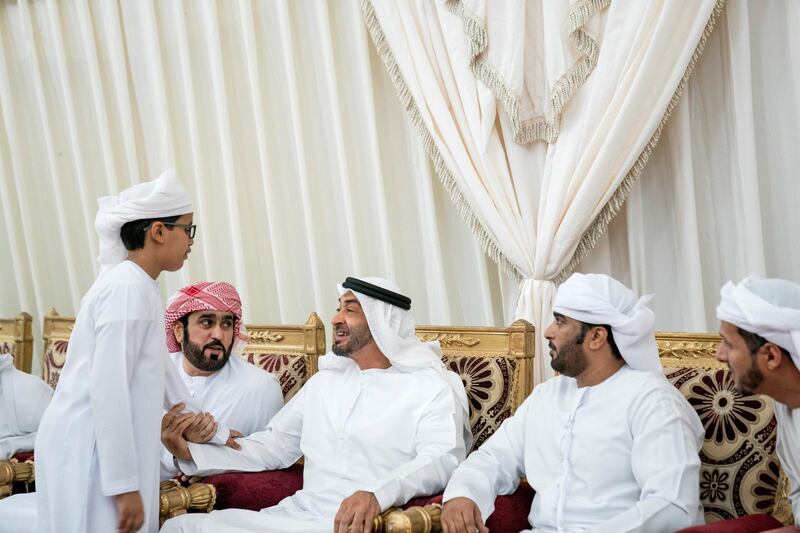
[
  {"x1": 243, "y1": 312, "x2": 327, "y2": 400},
  {"x1": 416, "y1": 319, "x2": 535, "y2": 411},
  {"x1": 0, "y1": 312, "x2": 33, "y2": 374}
]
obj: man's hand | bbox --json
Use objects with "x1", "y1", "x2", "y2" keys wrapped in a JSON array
[
  {"x1": 226, "y1": 429, "x2": 243, "y2": 450},
  {"x1": 161, "y1": 403, "x2": 196, "y2": 461},
  {"x1": 183, "y1": 411, "x2": 218, "y2": 443},
  {"x1": 115, "y1": 490, "x2": 144, "y2": 533},
  {"x1": 175, "y1": 469, "x2": 201, "y2": 485},
  {"x1": 334, "y1": 490, "x2": 381, "y2": 533},
  {"x1": 441, "y1": 497, "x2": 489, "y2": 533}
]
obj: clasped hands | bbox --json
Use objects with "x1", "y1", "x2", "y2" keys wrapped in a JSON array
[{"x1": 161, "y1": 403, "x2": 243, "y2": 463}]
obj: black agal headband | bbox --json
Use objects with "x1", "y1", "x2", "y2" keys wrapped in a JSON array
[{"x1": 341, "y1": 277, "x2": 412, "y2": 310}]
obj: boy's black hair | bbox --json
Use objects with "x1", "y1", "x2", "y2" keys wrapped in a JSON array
[{"x1": 120, "y1": 215, "x2": 182, "y2": 251}]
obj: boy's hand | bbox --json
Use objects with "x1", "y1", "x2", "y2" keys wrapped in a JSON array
[{"x1": 115, "y1": 490, "x2": 144, "y2": 533}]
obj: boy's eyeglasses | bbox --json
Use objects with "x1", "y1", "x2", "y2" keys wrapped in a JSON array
[{"x1": 145, "y1": 222, "x2": 197, "y2": 239}]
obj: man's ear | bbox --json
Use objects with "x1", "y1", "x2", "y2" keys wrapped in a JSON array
[
  {"x1": 173, "y1": 320, "x2": 185, "y2": 348},
  {"x1": 763, "y1": 343, "x2": 787, "y2": 372},
  {"x1": 587, "y1": 326, "x2": 609, "y2": 351}
]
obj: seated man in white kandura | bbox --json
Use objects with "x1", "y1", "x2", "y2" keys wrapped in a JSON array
[
  {"x1": 0, "y1": 352, "x2": 52, "y2": 533},
  {"x1": 160, "y1": 281, "x2": 284, "y2": 481},
  {"x1": 0, "y1": 351, "x2": 52, "y2": 459},
  {"x1": 160, "y1": 276, "x2": 471, "y2": 533},
  {"x1": 441, "y1": 273, "x2": 705, "y2": 533}
]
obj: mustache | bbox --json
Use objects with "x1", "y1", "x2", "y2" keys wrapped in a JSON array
[{"x1": 203, "y1": 341, "x2": 226, "y2": 351}]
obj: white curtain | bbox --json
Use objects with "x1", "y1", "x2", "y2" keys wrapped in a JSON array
[
  {"x1": 365, "y1": 0, "x2": 722, "y2": 381},
  {"x1": 0, "y1": 0, "x2": 798, "y2": 384},
  {"x1": 585, "y1": 0, "x2": 800, "y2": 331},
  {"x1": 0, "y1": 0, "x2": 518, "y2": 377}
]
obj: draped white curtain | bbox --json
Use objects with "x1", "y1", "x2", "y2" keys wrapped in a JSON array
[
  {"x1": 365, "y1": 0, "x2": 722, "y2": 381},
  {"x1": 0, "y1": 0, "x2": 798, "y2": 383},
  {"x1": 585, "y1": 0, "x2": 800, "y2": 331}
]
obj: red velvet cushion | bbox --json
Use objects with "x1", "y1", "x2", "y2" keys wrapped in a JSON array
[
  {"x1": 202, "y1": 464, "x2": 304, "y2": 511},
  {"x1": 11, "y1": 452, "x2": 34, "y2": 462},
  {"x1": 203, "y1": 464, "x2": 535, "y2": 532},
  {"x1": 676, "y1": 514, "x2": 784, "y2": 533}
]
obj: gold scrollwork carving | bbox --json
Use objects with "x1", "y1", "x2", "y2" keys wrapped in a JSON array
[
  {"x1": 416, "y1": 333, "x2": 480, "y2": 348},
  {"x1": 248, "y1": 330, "x2": 285, "y2": 343},
  {"x1": 657, "y1": 341, "x2": 718, "y2": 360},
  {"x1": 772, "y1": 468, "x2": 795, "y2": 525}
]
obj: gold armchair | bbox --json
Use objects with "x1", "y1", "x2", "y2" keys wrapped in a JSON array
[
  {"x1": 241, "y1": 312, "x2": 326, "y2": 401},
  {"x1": 657, "y1": 332, "x2": 792, "y2": 525},
  {"x1": 417, "y1": 319, "x2": 535, "y2": 451},
  {"x1": 0, "y1": 312, "x2": 33, "y2": 374}
]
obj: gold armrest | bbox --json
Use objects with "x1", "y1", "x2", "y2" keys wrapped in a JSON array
[
  {"x1": 384, "y1": 504, "x2": 442, "y2": 533},
  {"x1": 0, "y1": 458, "x2": 35, "y2": 498},
  {"x1": 772, "y1": 468, "x2": 795, "y2": 526},
  {"x1": 158, "y1": 480, "x2": 217, "y2": 526}
]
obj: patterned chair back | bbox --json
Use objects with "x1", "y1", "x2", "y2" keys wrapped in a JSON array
[
  {"x1": 657, "y1": 332, "x2": 792, "y2": 524},
  {"x1": 238, "y1": 313, "x2": 326, "y2": 402},
  {"x1": 0, "y1": 312, "x2": 33, "y2": 374},
  {"x1": 42, "y1": 309, "x2": 73, "y2": 389},
  {"x1": 416, "y1": 319, "x2": 535, "y2": 452}
]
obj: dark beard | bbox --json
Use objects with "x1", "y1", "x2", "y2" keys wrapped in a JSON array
[
  {"x1": 182, "y1": 329, "x2": 232, "y2": 372},
  {"x1": 550, "y1": 336, "x2": 587, "y2": 377},
  {"x1": 332, "y1": 322, "x2": 374, "y2": 356},
  {"x1": 736, "y1": 362, "x2": 765, "y2": 395}
]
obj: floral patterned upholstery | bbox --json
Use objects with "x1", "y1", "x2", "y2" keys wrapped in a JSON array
[
  {"x1": 0, "y1": 312, "x2": 33, "y2": 373},
  {"x1": 238, "y1": 313, "x2": 326, "y2": 402},
  {"x1": 43, "y1": 339, "x2": 69, "y2": 390},
  {"x1": 42, "y1": 309, "x2": 73, "y2": 389},
  {"x1": 666, "y1": 367, "x2": 778, "y2": 521},
  {"x1": 416, "y1": 320, "x2": 535, "y2": 452},
  {"x1": 657, "y1": 332, "x2": 790, "y2": 525}
]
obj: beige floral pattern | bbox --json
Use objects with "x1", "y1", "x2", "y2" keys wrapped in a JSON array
[
  {"x1": 444, "y1": 355, "x2": 516, "y2": 451},
  {"x1": 44, "y1": 340, "x2": 69, "y2": 390},
  {"x1": 665, "y1": 367, "x2": 778, "y2": 522},
  {"x1": 240, "y1": 352, "x2": 309, "y2": 401}
]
